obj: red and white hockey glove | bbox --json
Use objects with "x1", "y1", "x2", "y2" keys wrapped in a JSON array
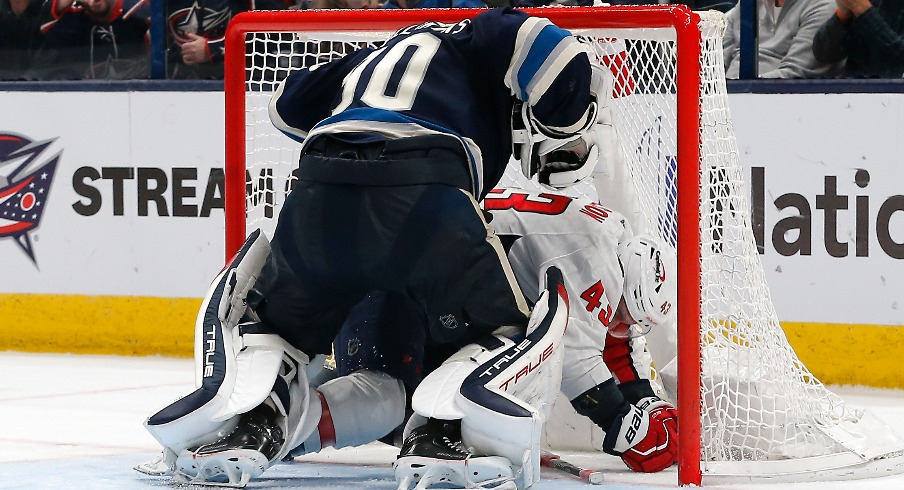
[
  {"x1": 637, "y1": 396, "x2": 679, "y2": 425},
  {"x1": 603, "y1": 397, "x2": 678, "y2": 473}
]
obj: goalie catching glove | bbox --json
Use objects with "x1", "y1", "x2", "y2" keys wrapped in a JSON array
[{"x1": 603, "y1": 396, "x2": 678, "y2": 473}]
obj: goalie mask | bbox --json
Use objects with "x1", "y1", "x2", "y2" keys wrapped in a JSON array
[
  {"x1": 511, "y1": 101, "x2": 600, "y2": 190},
  {"x1": 616, "y1": 235, "x2": 677, "y2": 336},
  {"x1": 511, "y1": 64, "x2": 610, "y2": 190}
]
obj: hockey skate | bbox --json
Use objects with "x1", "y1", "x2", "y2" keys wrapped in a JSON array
[
  {"x1": 393, "y1": 418, "x2": 516, "y2": 490},
  {"x1": 173, "y1": 404, "x2": 285, "y2": 488}
]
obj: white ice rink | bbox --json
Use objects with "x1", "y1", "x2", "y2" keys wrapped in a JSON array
[{"x1": 2, "y1": 351, "x2": 903, "y2": 490}]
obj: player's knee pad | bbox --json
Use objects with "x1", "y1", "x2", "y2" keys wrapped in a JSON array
[{"x1": 410, "y1": 266, "x2": 569, "y2": 489}]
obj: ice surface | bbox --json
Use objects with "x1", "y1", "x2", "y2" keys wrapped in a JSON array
[{"x1": 1, "y1": 352, "x2": 902, "y2": 490}]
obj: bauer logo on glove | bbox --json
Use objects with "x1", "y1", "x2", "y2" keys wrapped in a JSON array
[{"x1": 602, "y1": 399, "x2": 679, "y2": 473}]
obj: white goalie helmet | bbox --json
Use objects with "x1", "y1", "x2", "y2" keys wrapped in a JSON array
[
  {"x1": 617, "y1": 234, "x2": 678, "y2": 332},
  {"x1": 511, "y1": 64, "x2": 610, "y2": 190},
  {"x1": 511, "y1": 103, "x2": 599, "y2": 189}
]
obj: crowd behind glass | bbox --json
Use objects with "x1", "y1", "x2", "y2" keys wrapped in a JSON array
[{"x1": 1, "y1": 0, "x2": 901, "y2": 81}]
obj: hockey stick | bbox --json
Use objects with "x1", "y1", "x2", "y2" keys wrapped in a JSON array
[{"x1": 540, "y1": 451, "x2": 603, "y2": 485}]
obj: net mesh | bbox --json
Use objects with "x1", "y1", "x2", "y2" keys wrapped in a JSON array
[{"x1": 232, "y1": 8, "x2": 899, "y2": 473}]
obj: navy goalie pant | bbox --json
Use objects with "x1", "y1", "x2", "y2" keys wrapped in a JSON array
[{"x1": 252, "y1": 180, "x2": 530, "y2": 356}]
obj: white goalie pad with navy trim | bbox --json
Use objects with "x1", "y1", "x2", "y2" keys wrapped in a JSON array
[
  {"x1": 410, "y1": 266, "x2": 569, "y2": 489},
  {"x1": 142, "y1": 230, "x2": 309, "y2": 463}
]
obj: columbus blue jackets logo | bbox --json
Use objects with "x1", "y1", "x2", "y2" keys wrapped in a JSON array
[
  {"x1": 0, "y1": 133, "x2": 60, "y2": 265},
  {"x1": 168, "y1": 2, "x2": 231, "y2": 45}
]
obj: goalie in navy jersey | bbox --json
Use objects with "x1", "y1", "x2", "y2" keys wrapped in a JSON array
[
  {"x1": 259, "y1": 4, "x2": 609, "y2": 352},
  {"x1": 140, "y1": 7, "x2": 611, "y2": 489}
]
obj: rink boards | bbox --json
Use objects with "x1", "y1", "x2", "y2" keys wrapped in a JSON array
[{"x1": 0, "y1": 90, "x2": 903, "y2": 387}]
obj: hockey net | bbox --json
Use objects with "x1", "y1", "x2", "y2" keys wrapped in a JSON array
[{"x1": 223, "y1": 6, "x2": 904, "y2": 485}]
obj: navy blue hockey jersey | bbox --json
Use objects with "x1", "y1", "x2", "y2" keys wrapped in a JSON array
[
  {"x1": 166, "y1": 0, "x2": 285, "y2": 64},
  {"x1": 270, "y1": 7, "x2": 593, "y2": 199},
  {"x1": 39, "y1": 0, "x2": 151, "y2": 79}
]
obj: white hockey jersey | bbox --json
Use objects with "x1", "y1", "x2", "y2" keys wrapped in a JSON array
[{"x1": 484, "y1": 188, "x2": 655, "y2": 400}]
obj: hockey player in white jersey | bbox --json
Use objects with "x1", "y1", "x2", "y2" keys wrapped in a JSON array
[{"x1": 482, "y1": 188, "x2": 679, "y2": 474}]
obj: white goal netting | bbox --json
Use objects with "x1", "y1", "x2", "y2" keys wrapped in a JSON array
[{"x1": 226, "y1": 6, "x2": 904, "y2": 484}]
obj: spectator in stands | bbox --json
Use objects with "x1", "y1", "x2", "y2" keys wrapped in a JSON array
[
  {"x1": 0, "y1": 0, "x2": 48, "y2": 80},
  {"x1": 0, "y1": 0, "x2": 41, "y2": 80},
  {"x1": 492, "y1": 0, "x2": 604, "y2": 6},
  {"x1": 34, "y1": 0, "x2": 151, "y2": 80},
  {"x1": 382, "y1": 0, "x2": 486, "y2": 8},
  {"x1": 166, "y1": 0, "x2": 285, "y2": 79},
  {"x1": 812, "y1": 0, "x2": 904, "y2": 78},
  {"x1": 674, "y1": 0, "x2": 737, "y2": 12},
  {"x1": 723, "y1": 0, "x2": 844, "y2": 78},
  {"x1": 309, "y1": 0, "x2": 379, "y2": 7}
]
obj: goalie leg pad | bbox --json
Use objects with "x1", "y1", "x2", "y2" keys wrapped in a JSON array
[
  {"x1": 143, "y1": 323, "x2": 311, "y2": 463},
  {"x1": 142, "y1": 231, "x2": 320, "y2": 484},
  {"x1": 404, "y1": 266, "x2": 569, "y2": 489},
  {"x1": 167, "y1": 354, "x2": 321, "y2": 486},
  {"x1": 143, "y1": 230, "x2": 280, "y2": 452}
]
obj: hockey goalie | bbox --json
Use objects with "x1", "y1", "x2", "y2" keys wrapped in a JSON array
[
  {"x1": 134, "y1": 5, "x2": 678, "y2": 486},
  {"x1": 136, "y1": 226, "x2": 571, "y2": 489}
]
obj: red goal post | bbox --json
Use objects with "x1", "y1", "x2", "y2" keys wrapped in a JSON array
[{"x1": 223, "y1": 6, "x2": 904, "y2": 487}]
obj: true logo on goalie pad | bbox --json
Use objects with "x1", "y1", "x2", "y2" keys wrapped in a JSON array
[
  {"x1": 203, "y1": 323, "x2": 217, "y2": 378},
  {"x1": 499, "y1": 343, "x2": 556, "y2": 392},
  {"x1": 478, "y1": 339, "x2": 556, "y2": 392}
]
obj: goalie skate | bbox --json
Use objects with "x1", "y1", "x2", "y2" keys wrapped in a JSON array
[
  {"x1": 394, "y1": 419, "x2": 516, "y2": 490},
  {"x1": 173, "y1": 405, "x2": 284, "y2": 488}
]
